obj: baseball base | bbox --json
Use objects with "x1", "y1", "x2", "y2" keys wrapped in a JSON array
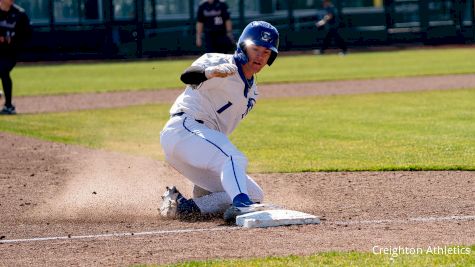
[{"x1": 236, "y1": 209, "x2": 320, "y2": 228}]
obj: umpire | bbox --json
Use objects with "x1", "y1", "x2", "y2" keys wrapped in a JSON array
[
  {"x1": 0, "y1": 0, "x2": 31, "y2": 115},
  {"x1": 196, "y1": 0, "x2": 234, "y2": 53}
]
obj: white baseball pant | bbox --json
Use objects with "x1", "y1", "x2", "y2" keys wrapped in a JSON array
[{"x1": 160, "y1": 114, "x2": 264, "y2": 214}]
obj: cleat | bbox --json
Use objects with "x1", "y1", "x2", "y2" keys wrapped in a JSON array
[
  {"x1": 159, "y1": 186, "x2": 200, "y2": 219},
  {"x1": 159, "y1": 186, "x2": 182, "y2": 218},
  {"x1": 0, "y1": 105, "x2": 16, "y2": 115}
]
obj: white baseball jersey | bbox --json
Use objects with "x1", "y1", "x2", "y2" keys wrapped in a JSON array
[{"x1": 170, "y1": 53, "x2": 259, "y2": 136}]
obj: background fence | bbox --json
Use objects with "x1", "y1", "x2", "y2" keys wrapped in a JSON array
[{"x1": 16, "y1": 0, "x2": 475, "y2": 61}]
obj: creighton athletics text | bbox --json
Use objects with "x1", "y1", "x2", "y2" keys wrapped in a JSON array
[{"x1": 373, "y1": 245, "x2": 471, "y2": 257}]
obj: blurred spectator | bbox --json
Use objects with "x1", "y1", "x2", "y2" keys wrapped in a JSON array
[
  {"x1": 315, "y1": 0, "x2": 347, "y2": 55},
  {"x1": 0, "y1": 0, "x2": 31, "y2": 115},
  {"x1": 196, "y1": 0, "x2": 234, "y2": 53}
]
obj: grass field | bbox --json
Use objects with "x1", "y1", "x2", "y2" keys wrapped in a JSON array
[
  {"x1": 1, "y1": 89, "x2": 473, "y2": 172},
  {"x1": 13, "y1": 47, "x2": 475, "y2": 96}
]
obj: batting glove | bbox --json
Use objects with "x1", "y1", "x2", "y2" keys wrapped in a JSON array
[{"x1": 205, "y1": 63, "x2": 238, "y2": 79}]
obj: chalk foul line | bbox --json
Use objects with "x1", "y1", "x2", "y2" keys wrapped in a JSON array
[
  {"x1": 333, "y1": 215, "x2": 475, "y2": 226},
  {"x1": 2, "y1": 215, "x2": 474, "y2": 244},
  {"x1": 0, "y1": 226, "x2": 240, "y2": 244}
]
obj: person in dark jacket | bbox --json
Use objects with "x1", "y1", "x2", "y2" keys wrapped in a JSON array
[
  {"x1": 196, "y1": 0, "x2": 234, "y2": 53},
  {"x1": 0, "y1": 0, "x2": 31, "y2": 115}
]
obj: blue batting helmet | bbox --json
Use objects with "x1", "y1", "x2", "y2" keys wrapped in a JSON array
[{"x1": 237, "y1": 21, "x2": 279, "y2": 66}]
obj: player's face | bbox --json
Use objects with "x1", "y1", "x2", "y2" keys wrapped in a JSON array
[{"x1": 244, "y1": 44, "x2": 272, "y2": 75}]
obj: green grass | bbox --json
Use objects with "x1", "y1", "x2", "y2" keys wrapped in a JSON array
[
  {"x1": 265, "y1": 47, "x2": 475, "y2": 84},
  {"x1": 0, "y1": 104, "x2": 168, "y2": 158},
  {"x1": 158, "y1": 245, "x2": 475, "y2": 267},
  {"x1": 1, "y1": 89, "x2": 473, "y2": 172},
  {"x1": 13, "y1": 47, "x2": 475, "y2": 96},
  {"x1": 14, "y1": 60, "x2": 190, "y2": 96},
  {"x1": 236, "y1": 89, "x2": 475, "y2": 172}
]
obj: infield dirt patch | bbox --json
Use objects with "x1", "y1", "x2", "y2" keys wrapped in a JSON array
[
  {"x1": 13, "y1": 73, "x2": 475, "y2": 114},
  {"x1": 1, "y1": 133, "x2": 473, "y2": 266}
]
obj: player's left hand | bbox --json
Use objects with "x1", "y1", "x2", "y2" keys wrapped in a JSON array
[{"x1": 205, "y1": 63, "x2": 238, "y2": 79}]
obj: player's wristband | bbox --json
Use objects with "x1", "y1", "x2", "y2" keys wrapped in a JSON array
[{"x1": 180, "y1": 65, "x2": 207, "y2": 85}]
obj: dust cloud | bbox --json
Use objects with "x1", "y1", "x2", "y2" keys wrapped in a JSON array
[{"x1": 33, "y1": 150, "x2": 190, "y2": 222}]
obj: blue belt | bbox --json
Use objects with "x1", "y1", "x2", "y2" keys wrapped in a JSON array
[{"x1": 171, "y1": 112, "x2": 204, "y2": 124}]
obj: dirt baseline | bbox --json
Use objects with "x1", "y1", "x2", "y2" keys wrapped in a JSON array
[
  {"x1": 1, "y1": 75, "x2": 474, "y2": 266},
  {"x1": 13, "y1": 73, "x2": 475, "y2": 114}
]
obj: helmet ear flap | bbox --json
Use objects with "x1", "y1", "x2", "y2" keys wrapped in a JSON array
[
  {"x1": 234, "y1": 43, "x2": 249, "y2": 65},
  {"x1": 267, "y1": 51, "x2": 277, "y2": 66}
]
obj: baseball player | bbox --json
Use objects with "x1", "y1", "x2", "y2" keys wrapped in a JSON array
[{"x1": 160, "y1": 21, "x2": 279, "y2": 222}]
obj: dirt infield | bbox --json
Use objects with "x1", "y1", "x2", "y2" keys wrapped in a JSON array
[{"x1": 1, "y1": 75, "x2": 474, "y2": 266}]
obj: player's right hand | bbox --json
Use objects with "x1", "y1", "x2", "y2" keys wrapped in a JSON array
[{"x1": 205, "y1": 63, "x2": 238, "y2": 79}]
